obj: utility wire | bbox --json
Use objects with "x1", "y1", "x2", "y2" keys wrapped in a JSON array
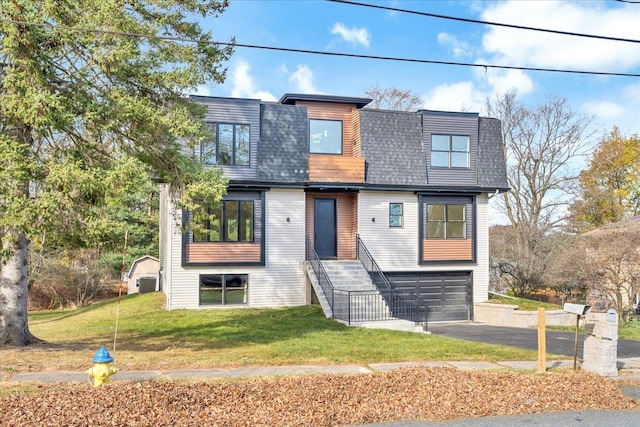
[
  {"x1": 328, "y1": 0, "x2": 640, "y2": 44},
  {"x1": 1, "y1": 19, "x2": 639, "y2": 78}
]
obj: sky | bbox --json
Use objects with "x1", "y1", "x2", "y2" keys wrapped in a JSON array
[{"x1": 194, "y1": 0, "x2": 640, "y2": 139}]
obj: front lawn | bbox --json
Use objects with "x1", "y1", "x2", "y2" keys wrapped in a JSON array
[
  {"x1": 488, "y1": 294, "x2": 562, "y2": 311},
  {"x1": 1, "y1": 293, "x2": 551, "y2": 374}
]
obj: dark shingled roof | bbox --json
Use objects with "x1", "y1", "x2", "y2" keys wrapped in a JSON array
[
  {"x1": 359, "y1": 109, "x2": 427, "y2": 186},
  {"x1": 258, "y1": 103, "x2": 309, "y2": 183},
  {"x1": 477, "y1": 117, "x2": 509, "y2": 190}
]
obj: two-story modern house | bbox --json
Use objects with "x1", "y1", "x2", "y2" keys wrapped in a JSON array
[{"x1": 159, "y1": 93, "x2": 508, "y2": 324}]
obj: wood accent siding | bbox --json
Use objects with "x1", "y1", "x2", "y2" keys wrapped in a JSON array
[
  {"x1": 351, "y1": 109, "x2": 362, "y2": 157},
  {"x1": 308, "y1": 155, "x2": 365, "y2": 182},
  {"x1": 422, "y1": 239, "x2": 473, "y2": 261},
  {"x1": 299, "y1": 101, "x2": 355, "y2": 156},
  {"x1": 186, "y1": 242, "x2": 261, "y2": 263},
  {"x1": 305, "y1": 192, "x2": 357, "y2": 260}
]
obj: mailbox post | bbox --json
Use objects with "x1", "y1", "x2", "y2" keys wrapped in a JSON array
[
  {"x1": 563, "y1": 303, "x2": 591, "y2": 372},
  {"x1": 583, "y1": 308, "x2": 619, "y2": 377}
]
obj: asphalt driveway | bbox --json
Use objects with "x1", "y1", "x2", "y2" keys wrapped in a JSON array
[{"x1": 427, "y1": 322, "x2": 640, "y2": 359}]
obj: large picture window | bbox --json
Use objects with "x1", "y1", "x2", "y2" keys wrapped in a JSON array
[
  {"x1": 193, "y1": 200, "x2": 254, "y2": 242},
  {"x1": 200, "y1": 122, "x2": 250, "y2": 166},
  {"x1": 199, "y1": 274, "x2": 248, "y2": 305},
  {"x1": 426, "y1": 204, "x2": 466, "y2": 239},
  {"x1": 310, "y1": 119, "x2": 343, "y2": 154},
  {"x1": 431, "y1": 134, "x2": 470, "y2": 168}
]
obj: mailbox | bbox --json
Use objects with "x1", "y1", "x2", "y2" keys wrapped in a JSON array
[{"x1": 563, "y1": 303, "x2": 591, "y2": 316}]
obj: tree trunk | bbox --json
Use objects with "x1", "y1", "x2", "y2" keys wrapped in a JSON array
[{"x1": 0, "y1": 228, "x2": 40, "y2": 346}]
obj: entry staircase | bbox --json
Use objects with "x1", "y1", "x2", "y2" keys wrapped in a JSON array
[{"x1": 305, "y1": 236, "x2": 428, "y2": 333}]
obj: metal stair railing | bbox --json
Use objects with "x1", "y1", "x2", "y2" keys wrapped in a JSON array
[
  {"x1": 356, "y1": 235, "x2": 393, "y2": 291},
  {"x1": 356, "y1": 235, "x2": 428, "y2": 330},
  {"x1": 305, "y1": 235, "x2": 335, "y2": 316}
]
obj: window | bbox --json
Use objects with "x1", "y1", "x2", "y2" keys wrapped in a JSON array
[
  {"x1": 193, "y1": 200, "x2": 254, "y2": 242},
  {"x1": 310, "y1": 119, "x2": 342, "y2": 154},
  {"x1": 426, "y1": 204, "x2": 466, "y2": 238},
  {"x1": 431, "y1": 134, "x2": 470, "y2": 168},
  {"x1": 199, "y1": 274, "x2": 248, "y2": 305},
  {"x1": 199, "y1": 122, "x2": 250, "y2": 166},
  {"x1": 389, "y1": 203, "x2": 403, "y2": 227}
]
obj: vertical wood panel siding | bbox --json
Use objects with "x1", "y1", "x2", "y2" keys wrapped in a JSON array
[
  {"x1": 305, "y1": 192, "x2": 357, "y2": 260},
  {"x1": 196, "y1": 97, "x2": 260, "y2": 181},
  {"x1": 357, "y1": 191, "x2": 420, "y2": 270},
  {"x1": 298, "y1": 101, "x2": 355, "y2": 157},
  {"x1": 351, "y1": 109, "x2": 362, "y2": 157},
  {"x1": 422, "y1": 240, "x2": 473, "y2": 261},
  {"x1": 423, "y1": 112, "x2": 478, "y2": 186}
]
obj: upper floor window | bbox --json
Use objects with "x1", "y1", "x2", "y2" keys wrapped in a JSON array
[
  {"x1": 200, "y1": 122, "x2": 250, "y2": 166},
  {"x1": 431, "y1": 134, "x2": 469, "y2": 168},
  {"x1": 310, "y1": 119, "x2": 342, "y2": 154},
  {"x1": 193, "y1": 200, "x2": 254, "y2": 242},
  {"x1": 389, "y1": 203, "x2": 403, "y2": 227},
  {"x1": 426, "y1": 204, "x2": 466, "y2": 239}
]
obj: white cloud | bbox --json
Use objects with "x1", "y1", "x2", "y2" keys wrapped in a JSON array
[
  {"x1": 437, "y1": 32, "x2": 472, "y2": 58},
  {"x1": 331, "y1": 23, "x2": 371, "y2": 47},
  {"x1": 288, "y1": 65, "x2": 321, "y2": 94},
  {"x1": 582, "y1": 100, "x2": 625, "y2": 119},
  {"x1": 230, "y1": 60, "x2": 277, "y2": 102},
  {"x1": 191, "y1": 85, "x2": 212, "y2": 97},
  {"x1": 481, "y1": 0, "x2": 640, "y2": 71},
  {"x1": 421, "y1": 82, "x2": 488, "y2": 112},
  {"x1": 474, "y1": 66, "x2": 534, "y2": 96}
]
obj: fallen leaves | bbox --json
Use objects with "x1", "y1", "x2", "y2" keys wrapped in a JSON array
[{"x1": 2, "y1": 367, "x2": 638, "y2": 426}]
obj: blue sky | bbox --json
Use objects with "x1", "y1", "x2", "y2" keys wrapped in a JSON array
[{"x1": 194, "y1": 0, "x2": 640, "y2": 137}]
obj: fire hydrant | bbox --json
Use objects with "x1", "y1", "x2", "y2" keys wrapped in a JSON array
[{"x1": 86, "y1": 346, "x2": 118, "y2": 387}]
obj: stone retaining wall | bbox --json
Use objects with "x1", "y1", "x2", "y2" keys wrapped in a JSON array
[{"x1": 474, "y1": 302, "x2": 577, "y2": 327}]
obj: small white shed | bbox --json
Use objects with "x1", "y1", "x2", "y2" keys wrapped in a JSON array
[{"x1": 125, "y1": 256, "x2": 160, "y2": 294}]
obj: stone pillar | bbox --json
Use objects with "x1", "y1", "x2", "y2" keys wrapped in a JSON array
[{"x1": 582, "y1": 308, "x2": 618, "y2": 377}]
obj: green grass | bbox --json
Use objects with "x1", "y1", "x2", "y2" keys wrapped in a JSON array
[
  {"x1": 488, "y1": 294, "x2": 562, "y2": 311},
  {"x1": 2, "y1": 293, "x2": 557, "y2": 374}
]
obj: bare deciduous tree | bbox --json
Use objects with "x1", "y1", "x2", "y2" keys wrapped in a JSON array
[
  {"x1": 486, "y1": 90, "x2": 596, "y2": 295},
  {"x1": 364, "y1": 83, "x2": 422, "y2": 111}
]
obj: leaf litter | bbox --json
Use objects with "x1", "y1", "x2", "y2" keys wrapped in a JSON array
[{"x1": 2, "y1": 367, "x2": 638, "y2": 426}]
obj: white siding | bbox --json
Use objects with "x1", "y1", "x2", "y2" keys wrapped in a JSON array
[
  {"x1": 252, "y1": 189, "x2": 306, "y2": 307},
  {"x1": 357, "y1": 190, "x2": 490, "y2": 306},
  {"x1": 165, "y1": 188, "x2": 306, "y2": 310},
  {"x1": 473, "y1": 194, "x2": 490, "y2": 304},
  {"x1": 358, "y1": 191, "x2": 420, "y2": 270}
]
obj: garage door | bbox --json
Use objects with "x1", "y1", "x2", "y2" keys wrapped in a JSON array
[{"x1": 385, "y1": 272, "x2": 472, "y2": 322}]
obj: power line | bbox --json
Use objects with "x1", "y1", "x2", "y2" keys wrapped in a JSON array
[
  {"x1": 1, "y1": 19, "x2": 639, "y2": 78},
  {"x1": 328, "y1": 0, "x2": 640, "y2": 44}
]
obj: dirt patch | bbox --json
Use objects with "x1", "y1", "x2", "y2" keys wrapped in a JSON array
[{"x1": 2, "y1": 367, "x2": 638, "y2": 426}]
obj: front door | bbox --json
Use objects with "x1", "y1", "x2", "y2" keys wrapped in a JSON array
[{"x1": 314, "y1": 198, "x2": 337, "y2": 259}]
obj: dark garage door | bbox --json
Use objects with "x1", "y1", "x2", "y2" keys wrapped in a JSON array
[{"x1": 385, "y1": 272, "x2": 472, "y2": 322}]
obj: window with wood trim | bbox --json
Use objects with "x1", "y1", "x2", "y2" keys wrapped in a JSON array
[
  {"x1": 193, "y1": 200, "x2": 254, "y2": 242},
  {"x1": 309, "y1": 119, "x2": 343, "y2": 154},
  {"x1": 431, "y1": 134, "x2": 470, "y2": 168},
  {"x1": 426, "y1": 204, "x2": 466, "y2": 239},
  {"x1": 199, "y1": 122, "x2": 250, "y2": 166}
]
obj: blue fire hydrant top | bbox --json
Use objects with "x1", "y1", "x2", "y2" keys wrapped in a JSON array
[{"x1": 92, "y1": 346, "x2": 114, "y2": 363}]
